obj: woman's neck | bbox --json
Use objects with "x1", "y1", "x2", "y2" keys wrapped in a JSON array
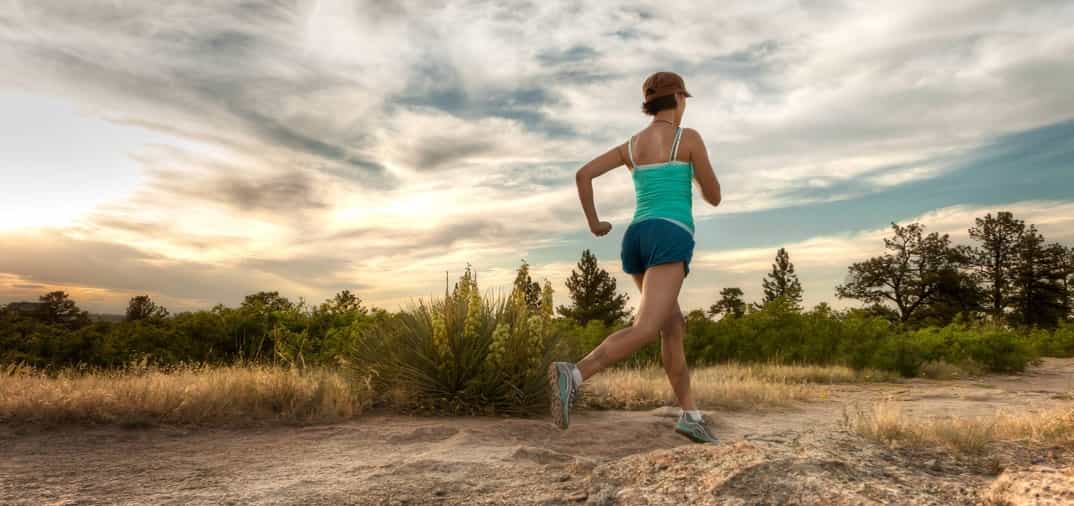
[{"x1": 653, "y1": 111, "x2": 678, "y2": 126}]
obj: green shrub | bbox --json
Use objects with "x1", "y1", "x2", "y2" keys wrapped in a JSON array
[
  {"x1": 836, "y1": 314, "x2": 899, "y2": 371},
  {"x1": 961, "y1": 326, "x2": 1036, "y2": 373},
  {"x1": 869, "y1": 336, "x2": 924, "y2": 377},
  {"x1": 344, "y1": 275, "x2": 565, "y2": 415},
  {"x1": 683, "y1": 302, "x2": 900, "y2": 370},
  {"x1": 676, "y1": 307, "x2": 1039, "y2": 377},
  {"x1": 903, "y1": 324, "x2": 1037, "y2": 374},
  {"x1": 1031, "y1": 322, "x2": 1074, "y2": 358},
  {"x1": 557, "y1": 319, "x2": 612, "y2": 359}
]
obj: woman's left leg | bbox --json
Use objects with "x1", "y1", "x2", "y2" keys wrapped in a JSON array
[
  {"x1": 629, "y1": 274, "x2": 695, "y2": 411},
  {"x1": 659, "y1": 302, "x2": 696, "y2": 411}
]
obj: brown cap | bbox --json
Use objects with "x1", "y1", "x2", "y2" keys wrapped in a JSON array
[{"x1": 643, "y1": 71, "x2": 692, "y2": 102}]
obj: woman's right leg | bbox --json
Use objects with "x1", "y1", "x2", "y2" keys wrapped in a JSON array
[{"x1": 576, "y1": 262, "x2": 685, "y2": 380}]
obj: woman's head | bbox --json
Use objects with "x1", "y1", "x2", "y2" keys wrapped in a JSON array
[{"x1": 641, "y1": 71, "x2": 691, "y2": 116}]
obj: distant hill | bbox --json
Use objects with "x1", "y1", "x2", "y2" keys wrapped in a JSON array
[{"x1": 90, "y1": 314, "x2": 125, "y2": 323}]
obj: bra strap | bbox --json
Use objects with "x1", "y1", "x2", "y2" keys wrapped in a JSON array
[
  {"x1": 627, "y1": 135, "x2": 637, "y2": 168},
  {"x1": 669, "y1": 127, "x2": 683, "y2": 161}
]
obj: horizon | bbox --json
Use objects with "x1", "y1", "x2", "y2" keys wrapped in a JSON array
[{"x1": 3, "y1": 1, "x2": 1074, "y2": 315}]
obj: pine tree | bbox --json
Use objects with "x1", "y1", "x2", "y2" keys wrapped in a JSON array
[
  {"x1": 241, "y1": 291, "x2": 295, "y2": 314},
  {"x1": 125, "y1": 295, "x2": 170, "y2": 322},
  {"x1": 836, "y1": 223, "x2": 962, "y2": 323},
  {"x1": 38, "y1": 291, "x2": 90, "y2": 329},
  {"x1": 917, "y1": 266, "x2": 983, "y2": 325},
  {"x1": 1010, "y1": 227, "x2": 1068, "y2": 328},
  {"x1": 509, "y1": 260, "x2": 542, "y2": 312},
  {"x1": 324, "y1": 290, "x2": 367, "y2": 315},
  {"x1": 968, "y1": 212, "x2": 1025, "y2": 322},
  {"x1": 1063, "y1": 246, "x2": 1074, "y2": 321},
  {"x1": 761, "y1": 248, "x2": 803, "y2": 308},
  {"x1": 708, "y1": 287, "x2": 746, "y2": 319},
  {"x1": 557, "y1": 250, "x2": 629, "y2": 326}
]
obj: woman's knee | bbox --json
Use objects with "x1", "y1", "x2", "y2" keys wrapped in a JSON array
[
  {"x1": 661, "y1": 312, "x2": 686, "y2": 338},
  {"x1": 632, "y1": 320, "x2": 664, "y2": 341}
]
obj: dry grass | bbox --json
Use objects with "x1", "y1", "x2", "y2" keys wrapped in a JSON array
[
  {"x1": 582, "y1": 363, "x2": 896, "y2": 411},
  {"x1": 715, "y1": 362, "x2": 900, "y2": 384},
  {"x1": 0, "y1": 364, "x2": 372, "y2": 427},
  {"x1": 847, "y1": 401, "x2": 1074, "y2": 454},
  {"x1": 919, "y1": 360, "x2": 986, "y2": 380},
  {"x1": 0, "y1": 361, "x2": 902, "y2": 425}
]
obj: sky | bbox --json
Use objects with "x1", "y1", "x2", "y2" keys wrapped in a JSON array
[{"x1": 1, "y1": 0, "x2": 1073, "y2": 315}]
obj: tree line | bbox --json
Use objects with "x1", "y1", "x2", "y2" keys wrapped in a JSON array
[
  {"x1": 695, "y1": 212, "x2": 1073, "y2": 329},
  {"x1": 1, "y1": 210, "x2": 1071, "y2": 373}
]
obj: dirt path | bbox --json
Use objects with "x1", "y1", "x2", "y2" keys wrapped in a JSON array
[{"x1": 2, "y1": 359, "x2": 1073, "y2": 505}]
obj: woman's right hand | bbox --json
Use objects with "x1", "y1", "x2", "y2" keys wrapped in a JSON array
[{"x1": 590, "y1": 221, "x2": 613, "y2": 237}]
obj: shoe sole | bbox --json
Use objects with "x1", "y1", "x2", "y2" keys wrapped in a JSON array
[
  {"x1": 548, "y1": 363, "x2": 567, "y2": 429},
  {"x1": 675, "y1": 427, "x2": 717, "y2": 444}
]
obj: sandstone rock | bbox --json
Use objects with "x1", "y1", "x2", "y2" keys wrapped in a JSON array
[
  {"x1": 984, "y1": 466, "x2": 1074, "y2": 506},
  {"x1": 584, "y1": 439, "x2": 980, "y2": 505}
]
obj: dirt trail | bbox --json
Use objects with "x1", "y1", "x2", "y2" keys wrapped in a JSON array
[{"x1": 2, "y1": 359, "x2": 1073, "y2": 505}]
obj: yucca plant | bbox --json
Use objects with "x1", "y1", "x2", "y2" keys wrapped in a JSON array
[{"x1": 347, "y1": 268, "x2": 565, "y2": 415}]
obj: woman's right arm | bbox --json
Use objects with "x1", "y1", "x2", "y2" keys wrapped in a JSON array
[
  {"x1": 575, "y1": 144, "x2": 628, "y2": 236},
  {"x1": 684, "y1": 128, "x2": 721, "y2": 207}
]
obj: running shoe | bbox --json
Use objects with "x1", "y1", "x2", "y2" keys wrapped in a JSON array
[
  {"x1": 675, "y1": 411, "x2": 719, "y2": 443},
  {"x1": 548, "y1": 362, "x2": 579, "y2": 429}
]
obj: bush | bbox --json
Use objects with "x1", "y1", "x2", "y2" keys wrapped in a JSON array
[
  {"x1": 676, "y1": 306, "x2": 1040, "y2": 377},
  {"x1": 2, "y1": 278, "x2": 1061, "y2": 385},
  {"x1": 960, "y1": 326, "x2": 1037, "y2": 373},
  {"x1": 344, "y1": 276, "x2": 566, "y2": 415},
  {"x1": 904, "y1": 324, "x2": 1037, "y2": 374},
  {"x1": 870, "y1": 337, "x2": 925, "y2": 377},
  {"x1": 683, "y1": 302, "x2": 898, "y2": 369},
  {"x1": 1031, "y1": 322, "x2": 1074, "y2": 358}
]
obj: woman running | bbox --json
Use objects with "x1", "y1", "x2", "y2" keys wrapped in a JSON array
[{"x1": 549, "y1": 71, "x2": 723, "y2": 443}]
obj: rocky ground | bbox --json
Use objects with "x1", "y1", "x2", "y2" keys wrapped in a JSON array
[{"x1": 2, "y1": 359, "x2": 1073, "y2": 505}]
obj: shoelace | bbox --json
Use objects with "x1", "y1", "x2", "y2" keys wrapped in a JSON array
[
  {"x1": 694, "y1": 417, "x2": 717, "y2": 439},
  {"x1": 683, "y1": 413, "x2": 711, "y2": 429}
]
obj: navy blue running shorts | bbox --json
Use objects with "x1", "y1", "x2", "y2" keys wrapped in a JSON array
[{"x1": 620, "y1": 218, "x2": 695, "y2": 276}]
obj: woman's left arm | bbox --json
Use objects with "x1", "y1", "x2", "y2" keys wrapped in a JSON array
[{"x1": 575, "y1": 144, "x2": 628, "y2": 237}]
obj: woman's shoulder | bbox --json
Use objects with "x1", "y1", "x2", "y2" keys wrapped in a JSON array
[{"x1": 679, "y1": 127, "x2": 707, "y2": 149}]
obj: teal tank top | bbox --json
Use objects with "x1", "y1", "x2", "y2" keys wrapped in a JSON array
[{"x1": 627, "y1": 126, "x2": 694, "y2": 234}]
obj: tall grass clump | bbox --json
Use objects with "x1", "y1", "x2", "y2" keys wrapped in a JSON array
[
  {"x1": 0, "y1": 362, "x2": 370, "y2": 427},
  {"x1": 847, "y1": 402, "x2": 1074, "y2": 454},
  {"x1": 346, "y1": 270, "x2": 566, "y2": 415}
]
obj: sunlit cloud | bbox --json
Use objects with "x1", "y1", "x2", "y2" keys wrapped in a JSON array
[{"x1": 1, "y1": 0, "x2": 1073, "y2": 313}]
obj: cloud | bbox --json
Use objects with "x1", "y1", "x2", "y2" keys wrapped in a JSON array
[
  {"x1": 0, "y1": 231, "x2": 277, "y2": 312},
  {"x1": 5, "y1": 0, "x2": 1073, "y2": 197},
  {"x1": 2, "y1": 0, "x2": 1074, "y2": 314},
  {"x1": 239, "y1": 256, "x2": 365, "y2": 292},
  {"x1": 0, "y1": 1, "x2": 390, "y2": 185},
  {"x1": 149, "y1": 167, "x2": 330, "y2": 213}
]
